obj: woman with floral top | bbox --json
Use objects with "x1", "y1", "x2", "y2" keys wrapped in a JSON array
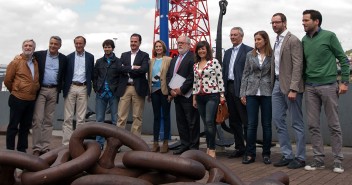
[{"x1": 192, "y1": 41, "x2": 225, "y2": 158}]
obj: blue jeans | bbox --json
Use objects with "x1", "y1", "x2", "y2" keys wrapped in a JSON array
[
  {"x1": 246, "y1": 96, "x2": 272, "y2": 158},
  {"x1": 196, "y1": 93, "x2": 219, "y2": 149},
  {"x1": 151, "y1": 90, "x2": 171, "y2": 141},
  {"x1": 95, "y1": 94, "x2": 119, "y2": 148},
  {"x1": 272, "y1": 80, "x2": 305, "y2": 161}
]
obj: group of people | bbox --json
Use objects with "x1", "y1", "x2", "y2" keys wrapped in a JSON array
[
  {"x1": 221, "y1": 10, "x2": 349, "y2": 174},
  {"x1": 4, "y1": 34, "x2": 150, "y2": 154},
  {"x1": 4, "y1": 9, "x2": 349, "y2": 174}
]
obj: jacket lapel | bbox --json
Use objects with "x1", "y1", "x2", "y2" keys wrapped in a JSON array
[
  {"x1": 262, "y1": 57, "x2": 270, "y2": 68},
  {"x1": 160, "y1": 57, "x2": 166, "y2": 74},
  {"x1": 253, "y1": 55, "x2": 260, "y2": 68},
  {"x1": 280, "y1": 32, "x2": 291, "y2": 59},
  {"x1": 133, "y1": 51, "x2": 140, "y2": 65}
]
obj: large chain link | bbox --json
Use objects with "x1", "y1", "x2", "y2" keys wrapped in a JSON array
[{"x1": 0, "y1": 122, "x2": 288, "y2": 185}]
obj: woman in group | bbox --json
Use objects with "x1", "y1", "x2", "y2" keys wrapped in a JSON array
[
  {"x1": 239, "y1": 31, "x2": 273, "y2": 164},
  {"x1": 192, "y1": 40, "x2": 225, "y2": 158},
  {"x1": 148, "y1": 40, "x2": 172, "y2": 153}
]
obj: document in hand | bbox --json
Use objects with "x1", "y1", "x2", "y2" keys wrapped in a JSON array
[{"x1": 168, "y1": 74, "x2": 192, "y2": 98}]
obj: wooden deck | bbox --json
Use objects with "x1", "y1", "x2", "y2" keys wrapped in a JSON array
[{"x1": 0, "y1": 133, "x2": 351, "y2": 185}]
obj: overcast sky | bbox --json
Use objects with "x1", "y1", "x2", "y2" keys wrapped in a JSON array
[{"x1": 0, "y1": 0, "x2": 351, "y2": 65}]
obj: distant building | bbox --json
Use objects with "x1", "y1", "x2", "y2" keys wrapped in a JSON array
[{"x1": 0, "y1": 64, "x2": 7, "y2": 91}]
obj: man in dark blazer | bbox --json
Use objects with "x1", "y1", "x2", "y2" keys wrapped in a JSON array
[
  {"x1": 117, "y1": 33, "x2": 149, "y2": 136},
  {"x1": 222, "y1": 27, "x2": 253, "y2": 158},
  {"x1": 62, "y1": 36, "x2": 94, "y2": 145},
  {"x1": 166, "y1": 35, "x2": 200, "y2": 155},
  {"x1": 32, "y1": 36, "x2": 67, "y2": 155}
]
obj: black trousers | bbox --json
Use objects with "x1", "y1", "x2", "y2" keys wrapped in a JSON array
[
  {"x1": 174, "y1": 96, "x2": 200, "y2": 150},
  {"x1": 7, "y1": 94, "x2": 35, "y2": 152},
  {"x1": 226, "y1": 82, "x2": 247, "y2": 151}
]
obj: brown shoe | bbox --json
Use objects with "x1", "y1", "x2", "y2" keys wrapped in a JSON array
[
  {"x1": 160, "y1": 140, "x2": 169, "y2": 153},
  {"x1": 151, "y1": 142, "x2": 160, "y2": 152},
  {"x1": 208, "y1": 149, "x2": 216, "y2": 158},
  {"x1": 33, "y1": 150, "x2": 41, "y2": 156}
]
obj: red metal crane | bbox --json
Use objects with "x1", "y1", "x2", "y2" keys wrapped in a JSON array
[{"x1": 154, "y1": 0, "x2": 211, "y2": 58}]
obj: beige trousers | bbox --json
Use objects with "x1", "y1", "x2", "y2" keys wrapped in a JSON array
[
  {"x1": 62, "y1": 84, "x2": 88, "y2": 145},
  {"x1": 32, "y1": 87, "x2": 57, "y2": 152},
  {"x1": 117, "y1": 86, "x2": 145, "y2": 136}
]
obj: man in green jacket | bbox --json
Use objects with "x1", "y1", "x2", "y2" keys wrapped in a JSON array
[{"x1": 302, "y1": 9, "x2": 349, "y2": 174}]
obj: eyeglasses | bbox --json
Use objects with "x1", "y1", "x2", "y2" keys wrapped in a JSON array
[
  {"x1": 270, "y1": 21, "x2": 283, "y2": 25},
  {"x1": 177, "y1": 41, "x2": 189, "y2": 45}
]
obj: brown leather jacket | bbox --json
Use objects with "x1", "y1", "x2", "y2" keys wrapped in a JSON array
[{"x1": 4, "y1": 54, "x2": 40, "y2": 101}]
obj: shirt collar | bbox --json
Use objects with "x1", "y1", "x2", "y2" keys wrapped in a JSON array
[
  {"x1": 279, "y1": 29, "x2": 288, "y2": 38},
  {"x1": 75, "y1": 51, "x2": 85, "y2": 57},
  {"x1": 306, "y1": 27, "x2": 322, "y2": 38},
  {"x1": 131, "y1": 49, "x2": 139, "y2": 55},
  {"x1": 47, "y1": 50, "x2": 59, "y2": 58},
  {"x1": 233, "y1": 43, "x2": 242, "y2": 50}
]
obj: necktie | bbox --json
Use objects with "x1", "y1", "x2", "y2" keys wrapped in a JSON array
[
  {"x1": 174, "y1": 54, "x2": 183, "y2": 75},
  {"x1": 228, "y1": 47, "x2": 238, "y2": 80},
  {"x1": 274, "y1": 35, "x2": 280, "y2": 49}
]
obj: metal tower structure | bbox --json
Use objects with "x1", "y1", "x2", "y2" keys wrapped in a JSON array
[{"x1": 154, "y1": 0, "x2": 211, "y2": 58}]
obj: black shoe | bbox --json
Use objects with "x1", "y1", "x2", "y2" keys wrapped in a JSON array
[
  {"x1": 263, "y1": 156, "x2": 271, "y2": 164},
  {"x1": 287, "y1": 158, "x2": 306, "y2": 169},
  {"x1": 242, "y1": 155, "x2": 255, "y2": 164},
  {"x1": 228, "y1": 149, "x2": 245, "y2": 158},
  {"x1": 273, "y1": 156, "x2": 293, "y2": 167},
  {"x1": 173, "y1": 147, "x2": 188, "y2": 155}
]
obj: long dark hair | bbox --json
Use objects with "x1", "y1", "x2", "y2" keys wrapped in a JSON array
[
  {"x1": 252, "y1": 31, "x2": 272, "y2": 57},
  {"x1": 195, "y1": 41, "x2": 213, "y2": 63}
]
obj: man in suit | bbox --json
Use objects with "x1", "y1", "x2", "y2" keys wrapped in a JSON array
[
  {"x1": 270, "y1": 13, "x2": 306, "y2": 169},
  {"x1": 32, "y1": 36, "x2": 67, "y2": 155},
  {"x1": 222, "y1": 27, "x2": 253, "y2": 158},
  {"x1": 166, "y1": 35, "x2": 200, "y2": 155},
  {"x1": 5, "y1": 39, "x2": 40, "y2": 153},
  {"x1": 62, "y1": 36, "x2": 94, "y2": 145},
  {"x1": 117, "y1": 33, "x2": 149, "y2": 136}
]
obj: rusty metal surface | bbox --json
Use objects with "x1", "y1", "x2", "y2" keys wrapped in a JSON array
[{"x1": 0, "y1": 123, "x2": 289, "y2": 185}]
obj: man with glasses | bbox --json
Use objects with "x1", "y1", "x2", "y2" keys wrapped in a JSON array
[
  {"x1": 166, "y1": 35, "x2": 200, "y2": 155},
  {"x1": 222, "y1": 27, "x2": 252, "y2": 158},
  {"x1": 270, "y1": 13, "x2": 306, "y2": 169}
]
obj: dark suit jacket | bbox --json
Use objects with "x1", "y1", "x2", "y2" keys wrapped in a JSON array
[
  {"x1": 117, "y1": 50, "x2": 149, "y2": 97},
  {"x1": 34, "y1": 50, "x2": 67, "y2": 102},
  {"x1": 222, "y1": 44, "x2": 253, "y2": 97},
  {"x1": 63, "y1": 51, "x2": 94, "y2": 97},
  {"x1": 166, "y1": 51, "x2": 195, "y2": 103}
]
